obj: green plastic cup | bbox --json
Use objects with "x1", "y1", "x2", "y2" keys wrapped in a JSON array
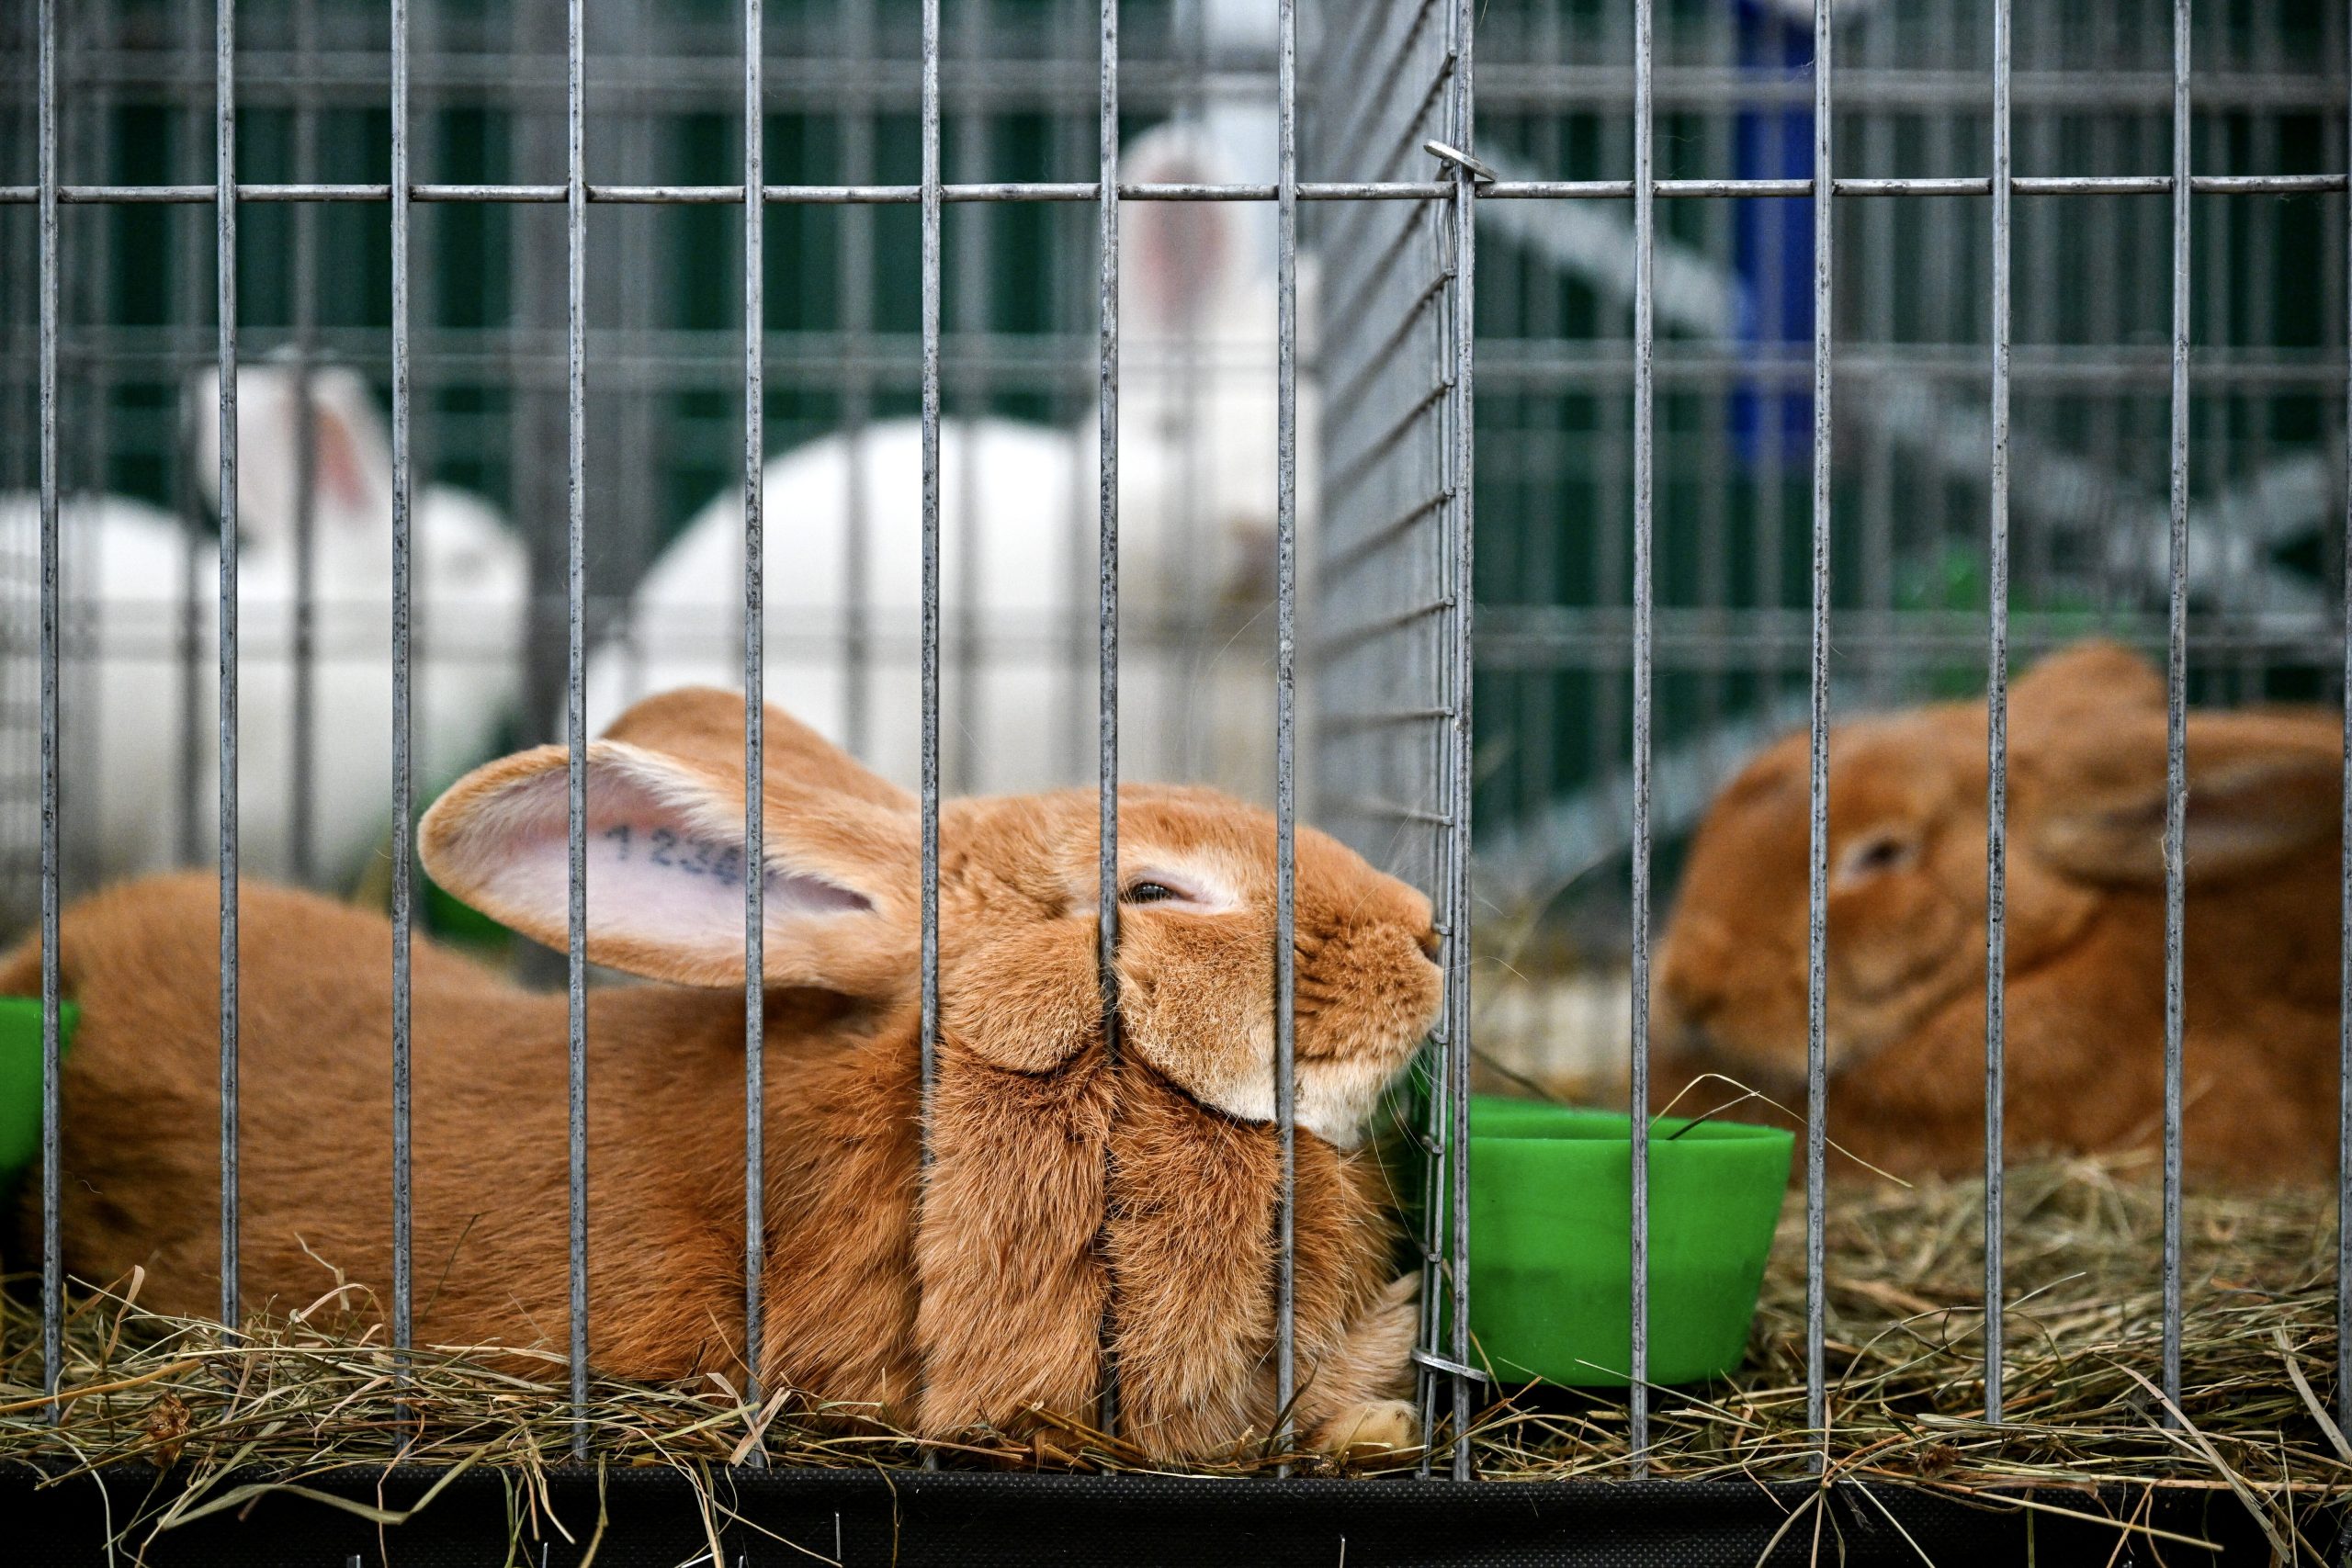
[
  {"x1": 1432, "y1": 1097, "x2": 1792, "y2": 1388},
  {"x1": 0, "y1": 996, "x2": 77, "y2": 1185}
]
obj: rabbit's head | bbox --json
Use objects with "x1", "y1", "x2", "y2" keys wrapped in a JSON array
[
  {"x1": 420, "y1": 686, "x2": 1441, "y2": 1146},
  {"x1": 1116, "y1": 122, "x2": 1321, "y2": 622},
  {"x1": 189, "y1": 363, "x2": 393, "y2": 549},
  {"x1": 411, "y1": 484, "x2": 532, "y2": 639},
  {"x1": 1651, "y1": 640, "x2": 2341, "y2": 1089}
]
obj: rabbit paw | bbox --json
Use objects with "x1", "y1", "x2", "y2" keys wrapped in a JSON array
[{"x1": 1309, "y1": 1398, "x2": 1419, "y2": 1459}]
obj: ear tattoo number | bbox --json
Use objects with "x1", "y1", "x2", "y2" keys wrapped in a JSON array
[{"x1": 602, "y1": 822, "x2": 745, "y2": 886}]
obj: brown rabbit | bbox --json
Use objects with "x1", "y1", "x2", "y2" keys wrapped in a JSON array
[
  {"x1": 1652, "y1": 640, "x2": 2343, "y2": 1182},
  {"x1": 6, "y1": 688, "x2": 1441, "y2": 1460}
]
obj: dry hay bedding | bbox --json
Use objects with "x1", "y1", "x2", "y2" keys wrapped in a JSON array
[{"x1": 0, "y1": 1156, "x2": 2346, "y2": 1562}]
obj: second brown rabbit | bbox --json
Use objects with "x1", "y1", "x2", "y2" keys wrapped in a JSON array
[
  {"x1": 1652, "y1": 640, "x2": 2342, "y2": 1182},
  {"x1": 8, "y1": 688, "x2": 1442, "y2": 1461}
]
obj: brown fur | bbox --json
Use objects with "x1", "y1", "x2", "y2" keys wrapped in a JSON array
[
  {"x1": 1651, "y1": 641, "x2": 2342, "y2": 1182},
  {"x1": 6, "y1": 688, "x2": 1441, "y2": 1460}
]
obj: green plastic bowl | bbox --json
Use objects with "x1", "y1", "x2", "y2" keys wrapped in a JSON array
[
  {"x1": 0, "y1": 997, "x2": 77, "y2": 1185},
  {"x1": 1447, "y1": 1097, "x2": 1792, "y2": 1388}
]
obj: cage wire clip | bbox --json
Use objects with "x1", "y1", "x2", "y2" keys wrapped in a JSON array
[
  {"x1": 1424, "y1": 141, "x2": 1498, "y2": 185},
  {"x1": 1410, "y1": 1348, "x2": 1493, "y2": 1383}
]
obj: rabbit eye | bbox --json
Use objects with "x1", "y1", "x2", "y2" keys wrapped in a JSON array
[
  {"x1": 1836, "y1": 832, "x2": 1915, "y2": 885},
  {"x1": 1102, "y1": 866, "x2": 1236, "y2": 914}
]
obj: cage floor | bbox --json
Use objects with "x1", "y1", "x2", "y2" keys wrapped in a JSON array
[
  {"x1": 0, "y1": 1465, "x2": 2316, "y2": 1567},
  {"x1": 3, "y1": 1157, "x2": 2346, "y2": 1559}
]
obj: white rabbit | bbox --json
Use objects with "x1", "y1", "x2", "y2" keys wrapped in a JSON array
[
  {"x1": 187, "y1": 363, "x2": 531, "y2": 885},
  {"x1": 0, "y1": 368, "x2": 528, "y2": 899},
  {"x1": 580, "y1": 122, "x2": 1318, "y2": 803},
  {"x1": 0, "y1": 491, "x2": 208, "y2": 885}
]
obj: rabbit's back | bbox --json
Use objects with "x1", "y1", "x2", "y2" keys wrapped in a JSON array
[
  {"x1": 588, "y1": 417, "x2": 1091, "y2": 791},
  {"x1": 10, "y1": 872, "x2": 883, "y2": 1382}
]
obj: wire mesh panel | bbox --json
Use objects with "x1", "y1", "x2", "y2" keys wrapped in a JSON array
[
  {"x1": 1302, "y1": 0, "x2": 1479, "y2": 1474},
  {"x1": 2, "y1": 0, "x2": 2351, "y2": 1515}
]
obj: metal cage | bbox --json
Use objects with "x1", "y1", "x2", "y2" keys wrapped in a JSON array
[{"x1": 1, "y1": 0, "x2": 2350, "y2": 1511}]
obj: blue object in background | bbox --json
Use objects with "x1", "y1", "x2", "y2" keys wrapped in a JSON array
[{"x1": 1730, "y1": 0, "x2": 1818, "y2": 470}]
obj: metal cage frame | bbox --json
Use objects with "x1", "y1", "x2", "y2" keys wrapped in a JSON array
[{"x1": 6, "y1": 0, "x2": 2352, "y2": 1492}]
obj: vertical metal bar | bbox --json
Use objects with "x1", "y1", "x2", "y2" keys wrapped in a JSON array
[
  {"x1": 214, "y1": 0, "x2": 241, "y2": 1335},
  {"x1": 1094, "y1": 0, "x2": 1121, "y2": 1440},
  {"x1": 1444, "y1": 0, "x2": 1477, "y2": 1485},
  {"x1": 388, "y1": 0, "x2": 415, "y2": 1372},
  {"x1": 915, "y1": 0, "x2": 942, "y2": 1477},
  {"x1": 1272, "y1": 0, "x2": 1301, "y2": 1470},
  {"x1": 1983, "y1": 0, "x2": 2012, "y2": 1428},
  {"x1": 741, "y1": 0, "x2": 768, "y2": 1460},
  {"x1": 2338, "y1": 0, "x2": 2352, "y2": 1442},
  {"x1": 36, "y1": 0, "x2": 62, "y2": 1412},
  {"x1": 919, "y1": 0, "x2": 942, "y2": 1134},
  {"x1": 1416, "y1": 118, "x2": 1456, "y2": 1473},
  {"x1": 1804, "y1": 0, "x2": 1834, "y2": 1461},
  {"x1": 1626, "y1": 0, "x2": 1655, "y2": 1473},
  {"x1": 2162, "y1": 0, "x2": 2190, "y2": 1417},
  {"x1": 564, "y1": 0, "x2": 590, "y2": 1460}
]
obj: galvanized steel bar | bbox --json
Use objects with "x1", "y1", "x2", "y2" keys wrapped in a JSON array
[
  {"x1": 7, "y1": 173, "x2": 2348, "y2": 207},
  {"x1": 389, "y1": 0, "x2": 417, "y2": 1379},
  {"x1": 36, "y1": 0, "x2": 62, "y2": 1412},
  {"x1": 1416, "y1": 37, "x2": 1460, "y2": 1465},
  {"x1": 1320, "y1": 491, "x2": 1452, "y2": 585},
  {"x1": 1984, "y1": 0, "x2": 2012, "y2": 1427},
  {"x1": 1094, "y1": 0, "x2": 1121, "y2": 1439},
  {"x1": 215, "y1": 0, "x2": 242, "y2": 1336},
  {"x1": 2161, "y1": 0, "x2": 2190, "y2": 1416},
  {"x1": 1626, "y1": 0, "x2": 1656, "y2": 1472},
  {"x1": 1804, "y1": 0, "x2": 1835, "y2": 1461},
  {"x1": 918, "y1": 0, "x2": 943, "y2": 1116},
  {"x1": 1272, "y1": 0, "x2": 1301, "y2": 1470},
  {"x1": 1443, "y1": 0, "x2": 1478, "y2": 1484},
  {"x1": 915, "y1": 0, "x2": 942, "y2": 1456},
  {"x1": 563, "y1": 0, "x2": 591, "y2": 1459},
  {"x1": 741, "y1": 0, "x2": 769, "y2": 1456}
]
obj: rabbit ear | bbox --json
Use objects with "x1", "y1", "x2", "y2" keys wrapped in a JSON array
[
  {"x1": 2028, "y1": 708, "x2": 2340, "y2": 886},
  {"x1": 420, "y1": 688, "x2": 917, "y2": 992},
  {"x1": 601, "y1": 682, "x2": 919, "y2": 816},
  {"x1": 299, "y1": 368, "x2": 396, "y2": 519},
  {"x1": 1119, "y1": 123, "x2": 1250, "y2": 335},
  {"x1": 191, "y1": 366, "x2": 393, "y2": 541},
  {"x1": 2010, "y1": 638, "x2": 2165, "y2": 735}
]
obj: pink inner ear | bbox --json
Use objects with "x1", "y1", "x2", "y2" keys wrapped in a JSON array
[
  {"x1": 313, "y1": 404, "x2": 374, "y2": 513},
  {"x1": 468, "y1": 762, "x2": 870, "y2": 960}
]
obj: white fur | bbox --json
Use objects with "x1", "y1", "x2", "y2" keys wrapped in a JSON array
[
  {"x1": 577, "y1": 123, "x2": 1319, "y2": 804},
  {"x1": 0, "y1": 365, "x2": 527, "y2": 888},
  {"x1": 1189, "y1": 1022, "x2": 1397, "y2": 1149}
]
